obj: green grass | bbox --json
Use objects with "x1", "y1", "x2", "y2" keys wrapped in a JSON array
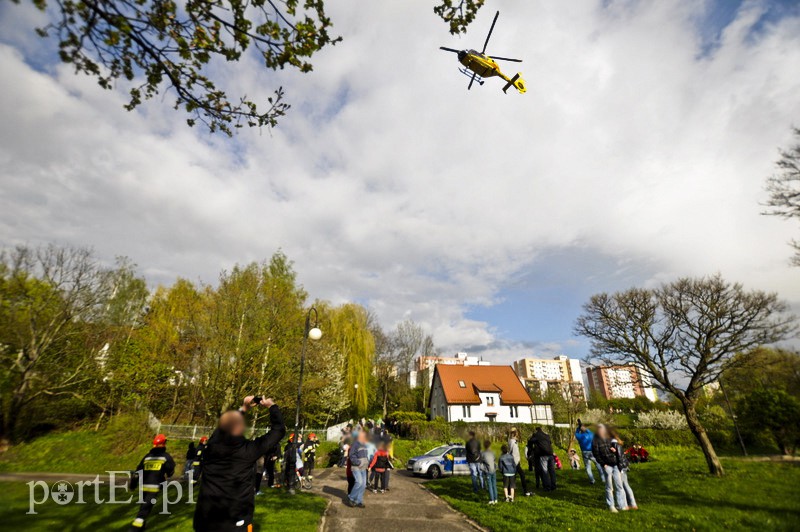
[
  {"x1": 0, "y1": 430, "x2": 161, "y2": 475},
  {"x1": 0, "y1": 414, "x2": 186, "y2": 475},
  {"x1": 0, "y1": 481, "x2": 326, "y2": 531},
  {"x1": 426, "y1": 447, "x2": 800, "y2": 531}
]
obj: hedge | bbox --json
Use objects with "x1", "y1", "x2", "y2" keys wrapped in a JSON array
[{"x1": 397, "y1": 420, "x2": 743, "y2": 452}]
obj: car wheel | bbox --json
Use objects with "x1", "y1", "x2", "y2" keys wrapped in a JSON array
[{"x1": 428, "y1": 465, "x2": 441, "y2": 479}]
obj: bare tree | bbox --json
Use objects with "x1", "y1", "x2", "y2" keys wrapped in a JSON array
[
  {"x1": 763, "y1": 127, "x2": 800, "y2": 265},
  {"x1": 393, "y1": 319, "x2": 424, "y2": 374},
  {"x1": 575, "y1": 275, "x2": 795, "y2": 476},
  {"x1": 0, "y1": 245, "x2": 115, "y2": 442}
]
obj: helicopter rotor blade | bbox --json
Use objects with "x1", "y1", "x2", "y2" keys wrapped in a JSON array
[
  {"x1": 481, "y1": 11, "x2": 500, "y2": 54},
  {"x1": 488, "y1": 55, "x2": 522, "y2": 63},
  {"x1": 468, "y1": 72, "x2": 478, "y2": 90},
  {"x1": 439, "y1": 47, "x2": 461, "y2": 54}
]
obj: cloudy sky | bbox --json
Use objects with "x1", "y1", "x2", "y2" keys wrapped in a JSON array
[{"x1": 1, "y1": 0, "x2": 799, "y2": 363}]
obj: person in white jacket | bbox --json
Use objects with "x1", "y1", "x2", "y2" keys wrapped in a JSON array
[{"x1": 507, "y1": 428, "x2": 531, "y2": 496}]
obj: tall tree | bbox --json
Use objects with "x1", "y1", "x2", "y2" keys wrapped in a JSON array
[
  {"x1": 763, "y1": 127, "x2": 800, "y2": 265},
  {"x1": 370, "y1": 322, "x2": 396, "y2": 418},
  {"x1": 15, "y1": 1, "x2": 485, "y2": 134},
  {"x1": 0, "y1": 245, "x2": 118, "y2": 442},
  {"x1": 575, "y1": 275, "x2": 795, "y2": 476}
]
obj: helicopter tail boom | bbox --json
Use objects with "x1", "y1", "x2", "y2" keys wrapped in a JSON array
[{"x1": 502, "y1": 73, "x2": 526, "y2": 94}]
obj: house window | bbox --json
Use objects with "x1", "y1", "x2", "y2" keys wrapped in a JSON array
[
  {"x1": 487, "y1": 396, "x2": 494, "y2": 406},
  {"x1": 462, "y1": 405, "x2": 471, "y2": 418},
  {"x1": 458, "y1": 380, "x2": 466, "y2": 388},
  {"x1": 509, "y1": 405, "x2": 518, "y2": 418}
]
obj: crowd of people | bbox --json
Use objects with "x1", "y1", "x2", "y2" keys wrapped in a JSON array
[
  {"x1": 127, "y1": 403, "x2": 649, "y2": 529},
  {"x1": 339, "y1": 420, "x2": 396, "y2": 508},
  {"x1": 463, "y1": 420, "x2": 647, "y2": 512}
]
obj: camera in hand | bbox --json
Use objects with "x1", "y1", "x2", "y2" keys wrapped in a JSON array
[{"x1": 251, "y1": 396, "x2": 263, "y2": 405}]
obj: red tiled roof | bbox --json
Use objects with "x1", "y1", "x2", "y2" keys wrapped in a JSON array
[{"x1": 433, "y1": 365, "x2": 533, "y2": 406}]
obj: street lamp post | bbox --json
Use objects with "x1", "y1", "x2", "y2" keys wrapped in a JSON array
[{"x1": 294, "y1": 307, "x2": 322, "y2": 445}]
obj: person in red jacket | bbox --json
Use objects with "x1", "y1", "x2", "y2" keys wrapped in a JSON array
[
  {"x1": 367, "y1": 441, "x2": 393, "y2": 493},
  {"x1": 625, "y1": 444, "x2": 650, "y2": 463}
]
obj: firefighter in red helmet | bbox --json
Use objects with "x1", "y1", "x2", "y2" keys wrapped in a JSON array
[
  {"x1": 191, "y1": 436, "x2": 209, "y2": 483},
  {"x1": 129, "y1": 434, "x2": 175, "y2": 530}
]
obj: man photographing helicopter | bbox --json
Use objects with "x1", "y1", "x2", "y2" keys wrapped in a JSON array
[{"x1": 193, "y1": 395, "x2": 286, "y2": 532}]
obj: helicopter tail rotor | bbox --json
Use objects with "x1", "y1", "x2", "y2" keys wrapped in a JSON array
[{"x1": 502, "y1": 73, "x2": 527, "y2": 94}]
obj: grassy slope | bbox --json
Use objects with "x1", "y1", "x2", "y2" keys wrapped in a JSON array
[
  {"x1": 426, "y1": 448, "x2": 800, "y2": 531},
  {"x1": 0, "y1": 430, "x2": 159, "y2": 474},
  {"x1": 0, "y1": 481, "x2": 326, "y2": 531}
]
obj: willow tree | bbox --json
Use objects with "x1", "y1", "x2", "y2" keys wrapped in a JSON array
[
  {"x1": 327, "y1": 303, "x2": 375, "y2": 416},
  {"x1": 575, "y1": 275, "x2": 795, "y2": 476}
]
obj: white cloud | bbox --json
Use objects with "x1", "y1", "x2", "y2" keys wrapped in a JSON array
[{"x1": 1, "y1": 0, "x2": 799, "y2": 355}]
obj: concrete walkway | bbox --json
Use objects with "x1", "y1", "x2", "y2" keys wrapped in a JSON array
[{"x1": 314, "y1": 468, "x2": 483, "y2": 532}]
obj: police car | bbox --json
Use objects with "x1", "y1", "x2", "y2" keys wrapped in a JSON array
[{"x1": 406, "y1": 444, "x2": 468, "y2": 479}]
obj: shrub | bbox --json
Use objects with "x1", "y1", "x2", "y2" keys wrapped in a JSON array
[{"x1": 635, "y1": 410, "x2": 688, "y2": 430}]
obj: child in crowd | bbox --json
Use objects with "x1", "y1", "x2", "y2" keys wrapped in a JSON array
[
  {"x1": 345, "y1": 455, "x2": 355, "y2": 495},
  {"x1": 498, "y1": 444, "x2": 517, "y2": 503},
  {"x1": 368, "y1": 441, "x2": 393, "y2": 493},
  {"x1": 480, "y1": 440, "x2": 498, "y2": 505},
  {"x1": 568, "y1": 448, "x2": 581, "y2": 470}
]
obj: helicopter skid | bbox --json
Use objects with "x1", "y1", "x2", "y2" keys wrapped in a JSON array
[{"x1": 459, "y1": 67, "x2": 484, "y2": 85}]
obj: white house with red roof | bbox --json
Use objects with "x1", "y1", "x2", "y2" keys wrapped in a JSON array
[{"x1": 429, "y1": 364, "x2": 534, "y2": 423}]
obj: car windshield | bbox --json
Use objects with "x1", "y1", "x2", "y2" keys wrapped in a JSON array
[{"x1": 425, "y1": 446, "x2": 452, "y2": 456}]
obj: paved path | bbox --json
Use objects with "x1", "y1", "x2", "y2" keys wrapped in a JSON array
[{"x1": 314, "y1": 468, "x2": 483, "y2": 532}]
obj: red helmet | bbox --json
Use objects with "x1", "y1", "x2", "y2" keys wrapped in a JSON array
[
  {"x1": 153, "y1": 434, "x2": 167, "y2": 447},
  {"x1": 288, "y1": 433, "x2": 295, "y2": 442},
  {"x1": 309, "y1": 433, "x2": 317, "y2": 440},
  {"x1": 199, "y1": 436, "x2": 208, "y2": 444}
]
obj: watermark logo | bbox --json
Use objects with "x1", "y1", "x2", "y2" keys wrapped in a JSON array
[
  {"x1": 51, "y1": 481, "x2": 75, "y2": 505},
  {"x1": 27, "y1": 473, "x2": 194, "y2": 515}
]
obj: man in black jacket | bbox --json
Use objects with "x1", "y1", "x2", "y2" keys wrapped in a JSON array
[
  {"x1": 193, "y1": 396, "x2": 286, "y2": 532},
  {"x1": 465, "y1": 431, "x2": 483, "y2": 493},
  {"x1": 531, "y1": 427, "x2": 556, "y2": 491},
  {"x1": 129, "y1": 434, "x2": 175, "y2": 531}
]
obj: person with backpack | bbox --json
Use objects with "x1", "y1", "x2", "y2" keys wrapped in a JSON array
[
  {"x1": 367, "y1": 441, "x2": 393, "y2": 493},
  {"x1": 498, "y1": 444, "x2": 517, "y2": 503}
]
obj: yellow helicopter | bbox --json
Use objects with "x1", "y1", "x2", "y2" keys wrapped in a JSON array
[{"x1": 440, "y1": 11, "x2": 526, "y2": 94}]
